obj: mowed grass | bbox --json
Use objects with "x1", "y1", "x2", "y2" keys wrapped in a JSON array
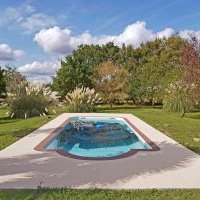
[
  {"x1": 0, "y1": 108, "x2": 60, "y2": 151},
  {"x1": 97, "y1": 105, "x2": 200, "y2": 154},
  {"x1": 0, "y1": 189, "x2": 200, "y2": 200}
]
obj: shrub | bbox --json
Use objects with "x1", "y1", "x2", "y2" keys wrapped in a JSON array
[
  {"x1": 27, "y1": 83, "x2": 60, "y2": 106},
  {"x1": 10, "y1": 93, "x2": 49, "y2": 119},
  {"x1": 66, "y1": 87, "x2": 99, "y2": 112},
  {"x1": 9, "y1": 83, "x2": 60, "y2": 119}
]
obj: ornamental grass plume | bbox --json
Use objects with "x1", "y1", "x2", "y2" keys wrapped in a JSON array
[
  {"x1": 9, "y1": 82, "x2": 60, "y2": 119},
  {"x1": 66, "y1": 87, "x2": 100, "y2": 112}
]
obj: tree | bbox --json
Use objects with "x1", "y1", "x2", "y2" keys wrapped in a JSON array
[
  {"x1": 181, "y1": 39, "x2": 200, "y2": 103},
  {"x1": 128, "y1": 69, "x2": 146, "y2": 105},
  {"x1": 134, "y1": 55, "x2": 165, "y2": 106},
  {"x1": 163, "y1": 81, "x2": 196, "y2": 117},
  {"x1": 52, "y1": 37, "x2": 186, "y2": 104},
  {"x1": 0, "y1": 67, "x2": 6, "y2": 97},
  {"x1": 4, "y1": 66, "x2": 28, "y2": 97},
  {"x1": 116, "y1": 44, "x2": 140, "y2": 72},
  {"x1": 9, "y1": 82, "x2": 60, "y2": 119},
  {"x1": 93, "y1": 61, "x2": 129, "y2": 107},
  {"x1": 52, "y1": 43, "x2": 120, "y2": 96},
  {"x1": 129, "y1": 36, "x2": 185, "y2": 106}
]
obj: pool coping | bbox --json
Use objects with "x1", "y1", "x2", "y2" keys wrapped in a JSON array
[{"x1": 34, "y1": 116, "x2": 160, "y2": 160}]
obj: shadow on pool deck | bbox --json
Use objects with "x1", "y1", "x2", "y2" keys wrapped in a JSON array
[{"x1": 0, "y1": 140, "x2": 199, "y2": 189}]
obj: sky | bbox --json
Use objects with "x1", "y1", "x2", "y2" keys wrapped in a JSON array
[{"x1": 0, "y1": 0, "x2": 200, "y2": 83}]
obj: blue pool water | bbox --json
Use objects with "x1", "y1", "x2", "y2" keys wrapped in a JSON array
[{"x1": 45, "y1": 117, "x2": 151, "y2": 158}]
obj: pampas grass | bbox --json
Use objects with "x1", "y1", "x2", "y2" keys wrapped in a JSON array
[{"x1": 66, "y1": 87, "x2": 100, "y2": 112}]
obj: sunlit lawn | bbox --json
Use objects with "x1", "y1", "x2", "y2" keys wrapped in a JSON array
[
  {"x1": 97, "y1": 105, "x2": 200, "y2": 154},
  {"x1": 1, "y1": 188, "x2": 200, "y2": 200}
]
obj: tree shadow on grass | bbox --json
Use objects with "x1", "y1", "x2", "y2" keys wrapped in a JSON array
[
  {"x1": 97, "y1": 106, "x2": 139, "y2": 112},
  {"x1": 11, "y1": 129, "x2": 37, "y2": 138},
  {"x1": 0, "y1": 118, "x2": 21, "y2": 125},
  {"x1": 0, "y1": 124, "x2": 40, "y2": 139},
  {"x1": 187, "y1": 114, "x2": 200, "y2": 120},
  {"x1": 97, "y1": 105, "x2": 163, "y2": 113},
  {"x1": 0, "y1": 139, "x2": 199, "y2": 189}
]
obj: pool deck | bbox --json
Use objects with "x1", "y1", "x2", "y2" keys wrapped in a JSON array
[{"x1": 0, "y1": 113, "x2": 200, "y2": 189}]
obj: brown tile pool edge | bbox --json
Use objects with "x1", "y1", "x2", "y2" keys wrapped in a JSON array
[{"x1": 34, "y1": 116, "x2": 160, "y2": 160}]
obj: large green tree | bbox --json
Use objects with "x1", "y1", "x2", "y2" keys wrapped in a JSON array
[
  {"x1": 128, "y1": 36, "x2": 185, "y2": 105},
  {"x1": 52, "y1": 43, "x2": 120, "y2": 96},
  {"x1": 52, "y1": 36, "x2": 186, "y2": 105},
  {"x1": 116, "y1": 44, "x2": 139, "y2": 72}
]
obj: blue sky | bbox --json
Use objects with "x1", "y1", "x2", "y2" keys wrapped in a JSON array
[{"x1": 0, "y1": 0, "x2": 200, "y2": 82}]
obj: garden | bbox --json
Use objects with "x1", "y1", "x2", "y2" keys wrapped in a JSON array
[{"x1": 0, "y1": 36, "x2": 200, "y2": 199}]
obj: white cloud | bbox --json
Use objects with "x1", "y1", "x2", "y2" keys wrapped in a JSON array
[
  {"x1": 21, "y1": 13, "x2": 57, "y2": 33},
  {"x1": 0, "y1": 4, "x2": 35, "y2": 26},
  {"x1": 18, "y1": 60, "x2": 60, "y2": 83},
  {"x1": 25, "y1": 75, "x2": 53, "y2": 83},
  {"x1": 0, "y1": 44, "x2": 25, "y2": 61},
  {"x1": 179, "y1": 29, "x2": 200, "y2": 41},
  {"x1": 34, "y1": 21, "x2": 175, "y2": 54},
  {"x1": 34, "y1": 27, "x2": 73, "y2": 54},
  {"x1": 18, "y1": 60, "x2": 60, "y2": 75},
  {"x1": 156, "y1": 28, "x2": 175, "y2": 39},
  {"x1": 113, "y1": 21, "x2": 155, "y2": 46},
  {"x1": 0, "y1": 4, "x2": 57, "y2": 33}
]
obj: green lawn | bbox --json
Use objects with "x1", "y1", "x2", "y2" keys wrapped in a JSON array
[
  {"x1": 97, "y1": 105, "x2": 200, "y2": 154},
  {"x1": 0, "y1": 189, "x2": 200, "y2": 200},
  {"x1": 0, "y1": 105, "x2": 200, "y2": 199},
  {"x1": 0, "y1": 107, "x2": 63, "y2": 151}
]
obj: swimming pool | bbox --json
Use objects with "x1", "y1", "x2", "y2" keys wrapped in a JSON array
[{"x1": 41, "y1": 116, "x2": 154, "y2": 159}]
